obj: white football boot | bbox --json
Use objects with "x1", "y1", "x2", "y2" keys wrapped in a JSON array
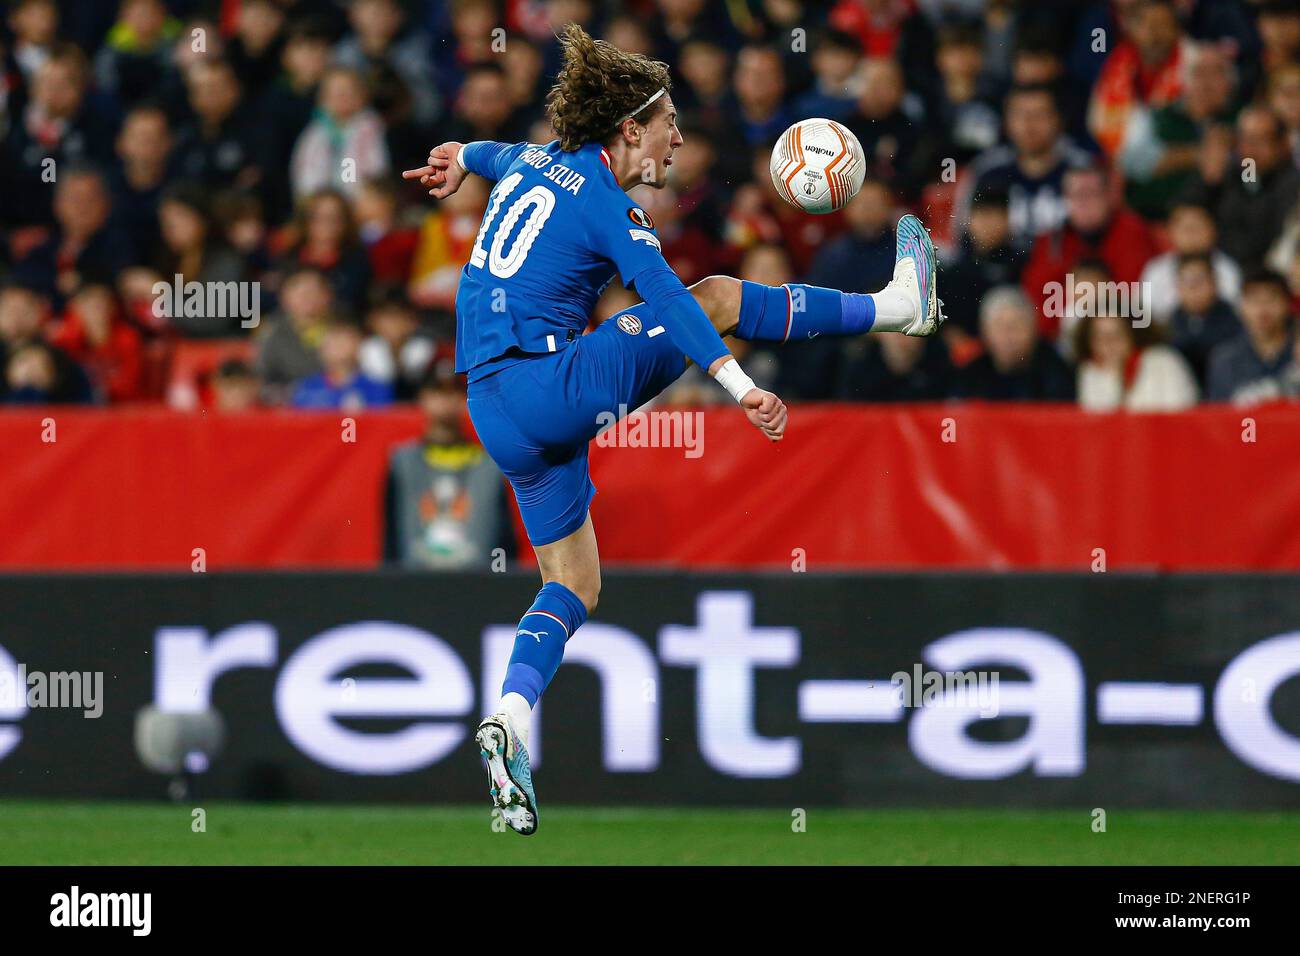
[
  {"x1": 475, "y1": 712, "x2": 539, "y2": 836},
  {"x1": 891, "y1": 214, "x2": 945, "y2": 337}
]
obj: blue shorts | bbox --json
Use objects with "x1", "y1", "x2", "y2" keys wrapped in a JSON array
[{"x1": 466, "y1": 305, "x2": 686, "y2": 546}]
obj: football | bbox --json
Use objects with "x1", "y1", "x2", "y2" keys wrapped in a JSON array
[{"x1": 769, "y1": 118, "x2": 866, "y2": 215}]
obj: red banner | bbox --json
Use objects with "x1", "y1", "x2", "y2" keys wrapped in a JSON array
[{"x1": 2, "y1": 404, "x2": 1299, "y2": 571}]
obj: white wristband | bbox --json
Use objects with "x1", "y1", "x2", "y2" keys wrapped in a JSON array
[
  {"x1": 714, "y1": 359, "x2": 756, "y2": 403},
  {"x1": 453, "y1": 144, "x2": 467, "y2": 171}
]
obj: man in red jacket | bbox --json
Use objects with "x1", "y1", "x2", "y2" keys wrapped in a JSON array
[{"x1": 1021, "y1": 163, "x2": 1157, "y2": 338}]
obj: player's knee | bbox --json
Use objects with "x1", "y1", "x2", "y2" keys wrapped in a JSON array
[
  {"x1": 577, "y1": 573, "x2": 600, "y2": 615},
  {"x1": 546, "y1": 571, "x2": 599, "y2": 615},
  {"x1": 690, "y1": 275, "x2": 741, "y2": 335}
]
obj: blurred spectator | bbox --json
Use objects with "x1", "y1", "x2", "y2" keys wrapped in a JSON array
[
  {"x1": 846, "y1": 56, "x2": 928, "y2": 200},
  {"x1": 1256, "y1": 0, "x2": 1300, "y2": 80},
  {"x1": 1011, "y1": 28, "x2": 1088, "y2": 141},
  {"x1": 1118, "y1": 41, "x2": 1237, "y2": 220},
  {"x1": 829, "y1": 0, "x2": 936, "y2": 82},
  {"x1": 14, "y1": 165, "x2": 136, "y2": 304},
  {"x1": 1142, "y1": 200, "x2": 1242, "y2": 327},
  {"x1": 534, "y1": 1, "x2": 599, "y2": 76},
  {"x1": 0, "y1": 282, "x2": 90, "y2": 403},
  {"x1": 172, "y1": 58, "x2": 262, "y2": 191},
  {"x1": 957, "y1": 84, "x2": 1093, "y2": 247},
  {"x1": 837, "y1": 331, "x2": 953, "y2": 401},
  {"x1": 434, "y1": 0, "x2": 499, "y2": 95},
  {"x1": 940, "y1": 184, "x2": 1026, "y2": 348},
  {"x1": 953, "y1": 285, "x2": 1074, "y2": 401},
  {"x1": 1185, "y1": 105, "x2": 1300, "y2": 270},
  {"x1": 926, "y1": 22, "x2": 1001, "y2": 166},
  {"x1": 732, "y1": 43, "x2": 792, "y2": 148},
  {"x1": 116, "y1": 265, "x2": 167, "y2": 333},
  {"x1": 359, "y1": 289, "x2": 435, "y2": 401},
  {"x1": 1053, "y1": 259, "x2": 1115, "y2": 359},
  {"x1": 47, "y1": 283, "x2": 144, "y2": 403},
  {"x1": 7, "y1": 0, "x2": 58, "y2": 93},
  {"x1": 408, "y1": 174, "x2": 488, "y2": 311},
  {"x1": 663, "y1": 122, "x2": 726, "y2": 243},
  {"x1": 225, "y1": 0, "x2": 286, "y2": 101},
  {"x1": 1206, "y1": 269, "x2": 1295, "y2": 403},
  {"x1": 501, "y1": 30, "x2": 545, "y2": 110},
  {"x1": 111, "y1": 104, "x2": 173, "y2": 262},
  {"x1": 335, "y1": 0, "x2": 439, "y2": 137},
  {"x1": 256, "y1": 15, "x2": 334, "y2": 222},
  {"x1": 385, "y1": 372, "x2": 510, "y2": 569},
  {"x1": 276, "y1": 190, "x2": 372, "y2": 314},
  {"x1": 255, "y1": 265, "x2": 334, "y2": 403},
  {"x1": 291, "y1": 317, "x2": 393, "y2": 409},
  {"x1": 636, "y1": 180, "x2": 724, "y2": 287},
  {"x1": 3, "y1": 42, "x2": 116, "y2": 225},
  {"x1": 153, "y1": 182, "x2": 248, "y2": 337},
  {"x1": 1074, "y1": 311, "x2": 1198, "y2": 411},
  {"x1": 674, "y1": 35, "x2": 741, "y2": 180},
  {"x1": 1022, "y1": 164, "x2": 1156, "y2": 337},
  {"x1": 355, "y1": 176, "x2": 420, "y2": 286},
  {"x1": 437, "y1": 62, "x2": 523, "y2": 145},
  {"x1": 214, "y1": 189, "x2": 273, "y2": 279},
  {"x1": 290, "y1": 65, "x2": 390, "y2": 201},
  {"x1": 1167, "y1": 252, "x2": 1242, "y2": 385},
  {"x1": 3, "y1": 341, "x2": 64, "y2": 404},
  {"x1": 211, "y1": 358, "x2": 261, "y2": 412},
  {"x1": 794, "y1": 29, "x2": 862, "y2": 123},
  {"x1": 1266, "y1": 63, "x2": 1300, "y2": 168},
  {"x1": 604, "y1": 15, "x2": 654, "y2": 57},
  {"x1": 652, "y1": 0, "x2": 737, "y2": 64},
  {"x1": 167, "y1": 14, "x2": 226, "y2": 80},
  {"x1": 1088, "y1": 0, "x2": 1187, "y2": 158},
  {"x1": 980, "y1": 0, "x2": 1017, "y2": 86},
  {"x1": 93, "y1": 0, "x2": 180, "y2": 108}
]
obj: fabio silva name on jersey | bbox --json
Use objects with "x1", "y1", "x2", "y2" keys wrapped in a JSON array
[{"x1": 453, "y1": 139, "x2": 728, "y2": 383}]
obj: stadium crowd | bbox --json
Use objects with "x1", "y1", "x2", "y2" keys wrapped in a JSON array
[{"x1": 2, "y1": 0, "x2": 1300, "y2": 413}]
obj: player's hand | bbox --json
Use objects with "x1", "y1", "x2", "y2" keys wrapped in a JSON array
[
  {"x1": 740, "y1": 388, "x2": 787, "y2": 443},
  {"x1": 401, "y1": 142, "x2": 466, "y2": 199}
]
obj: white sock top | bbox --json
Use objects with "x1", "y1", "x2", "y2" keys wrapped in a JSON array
[{"x1": 498, "y1": 692, "x2": 533, "y2": 748}]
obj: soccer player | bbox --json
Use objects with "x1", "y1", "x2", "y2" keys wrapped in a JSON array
[{"x1": 402, "y1": 25, "x2": 940, "y2": 835}]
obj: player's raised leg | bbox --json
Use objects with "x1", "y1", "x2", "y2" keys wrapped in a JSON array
[{"x1": 695, "y1": 214, "x2": 942, "y2": 343}]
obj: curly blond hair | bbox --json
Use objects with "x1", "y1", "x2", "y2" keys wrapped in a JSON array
[{"x1": 545, "y1": 24, "x2": 672, "y2": 152}]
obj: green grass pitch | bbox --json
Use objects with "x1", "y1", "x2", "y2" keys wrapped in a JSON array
[{"x1": 1, "y1": 802, "x2": 1297, "y2": 865}]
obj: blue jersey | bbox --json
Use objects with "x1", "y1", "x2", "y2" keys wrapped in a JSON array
[{"x1": 454, "y1": 139, "x2": 722, "y2": 380}]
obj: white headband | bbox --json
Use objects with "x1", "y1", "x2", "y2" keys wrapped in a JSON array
[{"x1": 619, "y1": 88, "x2": 666, "y2": 125}]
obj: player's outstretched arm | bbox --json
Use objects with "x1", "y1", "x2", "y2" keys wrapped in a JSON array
[
  {"x1": 401, "y1": 142, "x2": 466, "y2": 199},
  {"x1": 403, "y1": 141, "x2": 533, "y2": 198}
]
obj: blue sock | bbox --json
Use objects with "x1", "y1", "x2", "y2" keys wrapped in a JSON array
[
  {"x1": 501, "y1": 581, "x2": 588, "y2": 707},
  {"x1": 736, "y1": 281, "x2": 876, "y2": 343}
]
